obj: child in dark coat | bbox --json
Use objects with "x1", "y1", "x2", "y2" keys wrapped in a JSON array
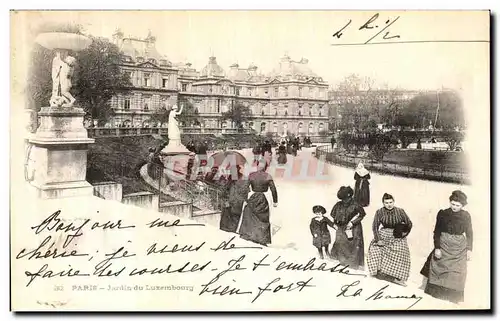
[{"x1": 310, "y1": 205, "x2": 335, "y2": 259}]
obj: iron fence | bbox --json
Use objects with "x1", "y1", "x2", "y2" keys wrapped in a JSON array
[
  {"x1": 146, "y1": 162, "x2": 225, "y2": 214},
  {"x1": 315, "y1": 145, "x2": 470, "y2": 185}
]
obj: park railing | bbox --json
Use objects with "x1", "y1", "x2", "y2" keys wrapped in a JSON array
[
  {"x1": 146, "y1": 162, "x2": 225, "y2": 214},
  {"x1": 87, "y1": 126, "x2": 254, "y2": 138},
  {"x1": 315, "y1": 145, "x2": 470, "y2": 185},
  {"x1": 87, "y1": 127, "x2": 168, "y2": 138}
]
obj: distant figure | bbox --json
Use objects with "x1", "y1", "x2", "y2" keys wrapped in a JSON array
[
  {"x1": 310, "y1": 205, "x2": 334, "y2": 260},
  {"x1": 277, "y1": 141, "x2": 287, "y2": 165},
  {"x1": 367, "y1": 193, "x2": 413, "y2": 287},
  {"x1": 354, "y1": 162, "x2": 371, "y2": 207},
  {"x1": 417, "y1": 138, "x2": 422, "y2": 149},
  {"x1": 262, "y1": 140, "x2": 272, "y2": 156},
  {"x1": 330, "y1": 186, "x2": 366, "y2": 270},
  {"x1": 331, "y1": 136, "x2": 336, "y2": 150},
  {"x1": 239, "y1": 161, "x2": 278, "y2": 246},
  {"x1": 290, "y1": 139, "x2": 298, "y2": 156},
  {"x1": 186, "y1": 140, "x2": 196, "y2": 153},
  {"x1": 420, "y1": 190, "x2": 473, "y2": 304},
  {"x1": 252, "y1": 145, "x2": 263, "y2": 167}
]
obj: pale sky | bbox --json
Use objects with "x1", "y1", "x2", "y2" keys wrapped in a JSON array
[{"x1": 21, "y1": 10, "x2": 489, "y2": 91}]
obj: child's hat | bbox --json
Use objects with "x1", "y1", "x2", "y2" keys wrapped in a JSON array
[{"x1": 312, "y1": 205, "x2": 326, "y2": 214}]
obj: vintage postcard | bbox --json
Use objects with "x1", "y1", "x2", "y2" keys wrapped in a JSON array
[{"x1": 9, "y1": 10, "x2": 490, "y2": 311}]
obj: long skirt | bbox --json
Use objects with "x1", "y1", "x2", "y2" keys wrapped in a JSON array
[
  {"x1": 220, "y1": 206, "x2": 243, "y2": 233},
  {"x1": 367, "y1": 228, "x2": 411, "y2": 282},
  {"x1": 277, "y1": 152, "x2": 287, "y2": 164},
  {"x1": 239, "y1": 192, "x2": 271, "y2": 246},
  {"x1": 421, "y1": 232, "x2": 468, "y2": 303},
  {"x1": 330, "y1": 224, "x2": 364, "y2": 270},
  {"x1": 354, "y1": 179, "x2": 370, "y2": 207}
]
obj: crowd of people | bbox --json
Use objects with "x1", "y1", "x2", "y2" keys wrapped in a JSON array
[
  {"x1": 147, "y1": 134, "x2": 472, "y2": 305},
  {"x1": 308, "y1": 164, "x2": 473, "y2": 304},
  {"x1": 216, "y1": 151, "x2": 473, "y2": 305}
]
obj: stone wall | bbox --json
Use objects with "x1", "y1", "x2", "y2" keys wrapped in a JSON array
[
  {"x1": 122, "y1": 191, "x2": 159, "y2": 211},
  {"x1": 159, "y1": 200, "x2": 192, "y2": 219},
  {"x1": 93, "y1": 181, "x2": 123, "y2": 201}
]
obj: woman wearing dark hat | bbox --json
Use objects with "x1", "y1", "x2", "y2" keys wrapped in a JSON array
[
  {"x1": 420, "y1": 190, "x2": 473, "y2": 304},
  {"x1": 367, "y1": 193, "x2": 413, "y2": 286},
  {"x1": 330, "y1": 186, "x2": 367, "y2": 270},
  {"x1": 310, "y1": 205, "x2": 335, "y2": 259}
]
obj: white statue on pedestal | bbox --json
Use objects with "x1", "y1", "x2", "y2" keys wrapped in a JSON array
[
  {"x1": 167, "y1": 104, "x2": 184, "y2": 147},
  {"x1": 50, "y1": 51, "x2": 77, "y2": 107}
]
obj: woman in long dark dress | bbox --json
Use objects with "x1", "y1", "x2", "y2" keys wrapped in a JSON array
[
  {"x1": 310, "y1": 205, "x2": 334, "y2": 259},
  {"x1": 277, "y1": 141, "x2": 287, "y2": 164},
  {"x1": 367, "y1": 193, "x2": 413, "y2": 286},
  {"x1": 238, "y1": 162, "x2": 278, "y2": 246},
  {"x1": 330, "y1": 186, "x2": 366, "y2": 270},
  {"x1": 219, "y1": 166, "x2": 250, "y2": 233},
  {"x1": 420, "y1": 190, "x2": 473, "y2": 304},
  {"x1": 354, "y1": 162, "x2": 370, "y2": 207}
]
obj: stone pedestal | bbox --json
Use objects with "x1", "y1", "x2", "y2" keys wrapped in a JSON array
[
  {"x1": 28, "y1": 107, "x2": 95, "y2": 199},
  {"x1": 160, "y1": 142, "x2": 195, "y2": 181}
]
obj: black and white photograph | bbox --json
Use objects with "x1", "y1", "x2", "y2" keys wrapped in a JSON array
[{"x1": 9, "y1": 9, "x2": 490, "y2": 311}]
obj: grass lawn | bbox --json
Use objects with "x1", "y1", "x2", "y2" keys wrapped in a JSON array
[
  {"x1": 382, "y1": 149, "x2": 467, "y2": 173},
  {"x1": 86, "y1": 135, "x2": 167, "y2": 195}
]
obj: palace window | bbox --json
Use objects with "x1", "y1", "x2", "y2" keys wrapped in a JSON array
[
  {"x1": 144, "y1": 73, "x2": 151, "y2": 87},
  {"x1": 260, "y1": 122, "x2": 266, "y2": 132},
  {"x1": 235, "y1": 87, "x2": 241, "y2": 96},
  {"x1": 284, "y1": 87, "x2": 288, "y2": 97},
  {"x1": 299, "y1": 87, "x2": 303, "y2": 97},
  {"x1": 162, "y1": 78, "x2": 168, "y2": 88},
  {"x1": 143, "y1": 96, "x2": 151, "y2": 111},
  {"x1": 274, "y1": 87, "x2": 279, "y2": 97},
  {"x1": 124, "y1": 97, "x2": 131, "y2": 110},
  {"x1": 181, "y1": 83, "x2": 188, "y2": 92}
]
